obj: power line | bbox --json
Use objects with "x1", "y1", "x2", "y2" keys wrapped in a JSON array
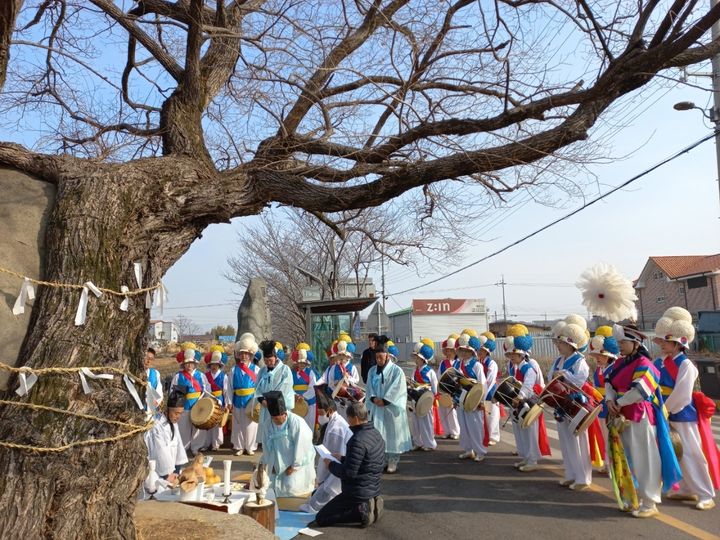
[{"x1": 387, "y1": 130, "x2": 718, "y2": 297}]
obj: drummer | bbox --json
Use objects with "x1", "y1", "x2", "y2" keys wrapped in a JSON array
[
  {"x1": 229, "y1": 334, "x2": 261, "y2": 456},
  {"x1": 587, "y1": 326, "x2": 620, "y2": 473},
  {"x1": 504, "y1": 330, "x2": 547, "y2": 472},
  {"x1": 170, "y1": 342, "x2": 211, "y2": 455},
  {"x1": 437, "y1": 335, "x2": 460, "y2": 440},
  {"x1": 202, "y1": 345, "x2": 231, "y2": 452},
  {"x1": 324, "y1": 336, "x2": 360, "y2": 420},
  {"x1": 549, "y1": 315, "x2": 592, "y2": 490},
  {"x1": 477, "y1": 331, "x2": 500, "y2": 446},
  {"x1": 408, "y1": 339, "x2": 439, "y2": 452},
  {"x1": 652, "y1": 308, "x2": 716, "y2": 511},
  {"x1": 291, "y1": 342, "x2": 319, "y2": 431},
  {"x1": 455, "y1": 330, "x2": 488, "y2": 463}
]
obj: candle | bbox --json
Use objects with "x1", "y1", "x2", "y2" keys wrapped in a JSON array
[{"x1": 222, "y1": 460, "x2": 232, "y2": 496}]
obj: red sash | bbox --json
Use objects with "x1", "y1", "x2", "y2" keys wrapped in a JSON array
[
  {"x1": 663, "y1": 355, "x2": 679, "y2": 380},
  {"x1": 533, "y1": 382, "x2": 552, "y2": 456},
  {"x1": 433, "y1": 397, "x2": 444, "y2": 436},
  {"x1": 205, "y1": 371, "x2": 221, "y2": 393},
  {"x1": 693, "y1": 391, "x2": 720, "y2": 489},
  {"x1": 182, "y1": 370, "x2": 202, "y2": 393},
  {"x1": 298, "y1": 369, "x2": 310, "y2": 385},
  {"x1": 238, "y1": 363, "x2": 257, "y2": 383}
]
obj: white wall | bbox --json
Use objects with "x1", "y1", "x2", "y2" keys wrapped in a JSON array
[{"x1": 411, "y1": 313, "x2": 489, "y2": 342}]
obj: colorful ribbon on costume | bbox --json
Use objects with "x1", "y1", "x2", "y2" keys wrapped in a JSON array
[
  {"x1": 693, "y1": 391, "x2": 720, "y2": 489},
  {"x1": 652, "y1": 392, "x2": 683, "y2": 491},
  {"x1": 607, "y1": 420, "x2": 639, "y2": 512},
  {"x1": 587, "y1": 416, "x2": 606, "y2": 468},
  {"x1": 433, "y1": 396, "x2": 444, "y2": 436}
]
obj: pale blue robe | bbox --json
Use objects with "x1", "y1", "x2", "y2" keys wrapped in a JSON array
[
  {"x1": 366, "y1": 361, "x2": 412, "y2": 458},
  {"x1": 260, "y1": 411, "x2": 316, "y2": 497},
  {"x1": 255, "y1": 363, "x2": 295, "y2": 445}
]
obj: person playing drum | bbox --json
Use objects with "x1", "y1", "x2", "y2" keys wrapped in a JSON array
[
  {"x1": 408, "y1": 339, "x2": 439, "y2": 452},
  {"x1": 291, "y1": 343, "x2": 319, "y2": 431},
  {"x1": 549, "y1": 315, "x2": 593, "y2": 490},
  {"x1": 324, "y1": 335, "x2": 360, "y2": 420},
  {"x1": 504, "y1": 329, "x2": 548, "y2": 472},
  {"x1": 455, "y1": 330, "x2": 488, "y2": 463},
  {"x1": 606, "y1": 324, "x2": 681, "y2": 518},
  {"x1": 437, "y1": 335, "x2": 460, "y2": 440},
  {"x1": 652, "y1": 308, "x2": 717, "y2": 511},
  {"x1": 229, "y1": 333, "x2": 260, "y2": 456},
  {"x1": 477, "y1": 332, "x2": 500, "y2": 447},
  {"x1": 587, "y1": 326, "x2": 620, "y2": 474},
  {"x1": 170, "y1": 342, "x2": 211, "y2": 455},
  {"x1": 202, "y1": 345, "x2": 231, "y2": 451}
]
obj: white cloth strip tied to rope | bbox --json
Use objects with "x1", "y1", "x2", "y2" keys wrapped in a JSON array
[
  {"x1": 119, "y1": 285, "x2": 131, "y2": 311},
  {"x1": 133, "y1": 261, "x2": 143, "y2": 289},
  {"x1": 74, "y1": 281, "x2": 103, "y2": 326},
  {"x1": 153, "y1": 280, "x2": 168, "y2": 315},
  {"x1": 124, "y1": 375, "x2": 144, "y2": 409},
  {"x1": 78, "y1": 367, "x2": 114, "y2": 394},
  {"x1": 12, "y1": 278, "x2": 36, "y2": 316},
  {"x1": 15, "y1": 371, "x2": 38, "y2": 397}
]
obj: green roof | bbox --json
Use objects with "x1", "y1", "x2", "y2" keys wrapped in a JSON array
[{"x1": 388, "y1": 307, "x2": 412, "y2": 317}]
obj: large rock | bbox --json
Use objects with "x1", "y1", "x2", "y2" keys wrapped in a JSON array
[
  {"x1": 236, "y1": 278, "x2": 271, "y2": 341},
  {"x1": 135, "y1": 501, "x2": 277, "y2": 539},
  {"x1": 0, "y1": 168, "x2": 56, "y2": 390}
]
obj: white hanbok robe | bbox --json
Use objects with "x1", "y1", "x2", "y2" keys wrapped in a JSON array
[
  {"x1": 457, "y1": 358, "x2": 488, "y2": 456},
  {"x1": 254, "y1": 363, "x2": 295, "y2": 446},
  {"x1": 260, "y1": 412, "x2": 316, "y2": 497},
  {"x1": 511, "y1": 360, "x2": 540, "y2": 465},
  {"x1": 305, "y1": 412, "x2": 353, "y2": 512},
  {"x1": 366, "y1": 361, "x2": 412, "y2": 460},
  {"x1": 548, "y1": 353, "x2": 592, "y2": 485},
  {"x1": 170, "y1": 369, "x2": 211, "y2": 452},
  {"x1": 228, "y1": 362, "x2": 260, "y2": 453},
  {"x1": 482, "y1": 357, "x2": 500, "y2": 443},
  {"x1": 408, "y1": 365, "x2": 438, "y2": 450},
  {"x1": 144, "y1": 414, "x2": 188, "y2": 477},
  {"x1": 202, "y1": 369, "x2": 231, "y2": 450},
  {"x1": 436, "y1": 358, "x2": 460, "y2": 437},
  {"x1": 292, "y1": 367, "x2": 319, "y2": 431}
]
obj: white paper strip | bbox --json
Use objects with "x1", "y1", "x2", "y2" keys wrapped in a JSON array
[
  {"x1": 12, "y1": 278, "x2": 36, "y2": 316},
  {"x1": 153, "y1": 281, "x2": 168, "y2": 315},
  {"x1": 74, "y1": 281, "x2": 103, "y2": 326},
  {"x1": 78, "y1": 367, "x2": 114, "y2": 395},
  {"x1": 124, "y1": 375, "x2": 144, "y2": 409},
  {"x1": 133, "y1": 261, "x2": 144, "y2": 288},
  {"x1": 147, "y1": 384, "x2": 162, "y2": 413},
  {"x1": 120, "y1": 285, "x2": 130, "y2": 311},
  {"x1": 15, "y1": 371, "x2": 38, "y2": 397},
  {"x1": 145, "y1": 291, "x2": 152, "y2": 309}
]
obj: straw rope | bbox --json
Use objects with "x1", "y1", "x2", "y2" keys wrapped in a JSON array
[{"x1": 0, "y1": 361, "x2": 147, "y2": 386}]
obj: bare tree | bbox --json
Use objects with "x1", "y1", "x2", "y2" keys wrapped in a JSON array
[
  {"x1": 0, "y1": 0, "x2": 719, "y2": 536},
  {"x1": 173, "y1": 315, "x2": 202, "y2": 340}
]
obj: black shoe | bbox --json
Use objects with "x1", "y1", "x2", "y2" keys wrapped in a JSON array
[
  {"x1": 360, "y1": 499, "x2": 375, "y2": 528},
  {"x1": 374, "y1": 496, "x2": 384, "y2": 522},
  {"x1": 308, "y1": 520, "x2": 319, "y2": 528}
]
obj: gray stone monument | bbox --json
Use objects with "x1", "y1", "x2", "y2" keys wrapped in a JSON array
[
  {"x1": 0, "y1": 168, "x2": 56, "y2": 390},
  {"x1": 236, "y1": 277, "x2": 272, "y2": 341}
]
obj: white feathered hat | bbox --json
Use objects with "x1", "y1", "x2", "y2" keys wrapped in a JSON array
[
  {"x1": 235, "y1": 332, "x2": 258, "y2": 355},
  {"x1": 576, "y1": 263, "x2": 638, "y2": 322},
  {"x1": 552, "y1": 314, "x2": 589, "y2": 350},
  {"x1": 653, "y1": 307, "x2": 695, "y2": 349}
]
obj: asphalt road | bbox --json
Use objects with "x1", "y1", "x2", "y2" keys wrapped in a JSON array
[{"x1": 306, "y1": 415, "x2": 720, "y2": 540}]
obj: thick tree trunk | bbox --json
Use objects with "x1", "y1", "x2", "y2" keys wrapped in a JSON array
[{"x1": 0, "y1": 158, "x2": 254, "y2": 538}]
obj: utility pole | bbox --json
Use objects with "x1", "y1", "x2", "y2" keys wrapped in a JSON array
[
  {"x1": 712, "y1": 0, "x2": 720, "y2": 211},
  {"x1": 496, "y1": 275, "x2": 508, "y2": 321},
  {"x1": 381, "y1": 255, "x2": 386, "y2": 311}
]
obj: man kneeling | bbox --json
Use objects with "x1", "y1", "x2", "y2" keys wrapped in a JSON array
[{"x1": 312, "y1": 402, "x2": 385, "y2": 528}]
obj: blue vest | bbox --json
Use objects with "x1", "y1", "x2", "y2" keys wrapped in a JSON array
[
  {"x1": 654, "y1": 354, "x2": 697, "y2": 422},
  {"x1": 592, "y1": 362, "x2": 614, "y2": 418},
  {"x1": 292, "y1": 369, "x2": 316, "y2": 405},
  {"x1": 208, "y1": 371, "x2": 226, "y2": 407},
  {"x1": 552, "y1": 352, "x2": 583, "y2": 375},
  {"x1": 510, "y1": 361, "x2": 533, "y2": 382},
  {"x1": 483, "y1": 357, "x2": 497, "y2": 400},
  {"x1": 461, "y1": 358, "x2": 478, "y2": 379},
  {"x1": 148, "y1": 368, "x2": 160, "y2": 390},
  {"x1": 439, "y1": 358, "x2": 459, "y2": 375},
  {"x1": 232, "y1": 365, "x2": 257, "y2": 408},
  {"x1": 176, "y1": 370, "x2": 205, "y2": 410}
]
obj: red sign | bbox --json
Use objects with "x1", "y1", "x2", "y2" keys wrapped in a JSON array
[{"x1": 412, "y1": 299, "x2": 486, "y2": 315}]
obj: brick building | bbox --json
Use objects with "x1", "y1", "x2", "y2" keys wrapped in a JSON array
[{"x1": 634, "y1": 254, "x2": 720, "y2": 330}]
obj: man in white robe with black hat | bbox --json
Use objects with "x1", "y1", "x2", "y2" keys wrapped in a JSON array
[
  {"x1": 260, "y1": 391, "x2": 316, "y2": 499},
  {"x1": 144, "y1": 390, "x2": 188, "y2": 486}
]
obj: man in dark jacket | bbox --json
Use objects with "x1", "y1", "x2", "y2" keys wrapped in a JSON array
[
  {"x1": 311, "y1": 401, "x2": 385, "y2": 528},
  {"x1": 360, "y1": 334, "x2": 378, "y2": 384}
]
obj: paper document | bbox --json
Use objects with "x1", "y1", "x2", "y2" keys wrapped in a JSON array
[
  {"x1": 314, "y1": 444, "x2": 340, "y2": 463},
  {"x1": 299, "y1": 527, "x2": 323, "y2": 537}
]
